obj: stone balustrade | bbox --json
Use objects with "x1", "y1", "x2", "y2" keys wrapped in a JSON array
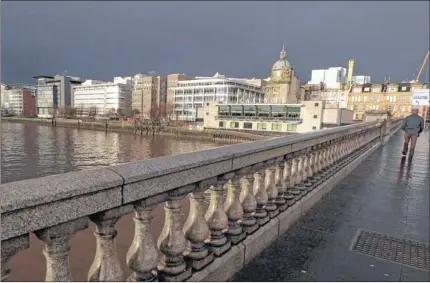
[{"x1": 1, "y1": 119, "x2": 403, "y2": 282}]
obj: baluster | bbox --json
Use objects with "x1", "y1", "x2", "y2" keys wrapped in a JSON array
[
  {"x1": 1, "y1": 235, "x2": 29, "y2": 282},
  {"x1": 326, "y1": 144, "x2": 335, "y2": 175},
  {"x1": 310, "y1": 150, "x2": 322, "y2": 186},
  {"x1": 265, "y1": 160, "x2": 279, "y2": 218},
  {"x1": 290, "y1": 157, "x2": 302, "y2": 201},
  {"x1": 35, "y1": 218, "x2": 88, "y2": 281},
  {"x1": 183, "y1": 181, "x2": 213, "y2": 271},
  {"x1": 253, "y1": 163, "x2": 270, "y2": 226},
  {"x1": 205, "y1": 180, "x2": 231, "y2": 256},
  {"x1": 223, "y1": 172, "x2": 246, "y2": 244},
  {"x1": 336, "y1": 142, "x2": 342, "y2": 163},
  {"x1": 283, "y1": 159, "x2": 296, "y2": 207},
  {"x1": 89, "y1": 206, "x2": 131, "y2": 281},
  {"x1": 320, "y1": 146, "x2": 328, "y2": 176},
  {"x1": 127, "y1": 203, "x2": 159, "y2": 281},
  {"x1": 274, "y1": 157, "x2": 288, "y2": 212},
  {"x1": 296, "y1": 155, "x2": 308, "y2": 197},
  {"x1": 305, "y1": 151, "x2": 317, "y2": 192},
  {"x1": 157, "y1": 189, "x2": 192, "y2": 282},
  {"x1": 238, "y1": 167, "x2": 259, "y2": 235}
]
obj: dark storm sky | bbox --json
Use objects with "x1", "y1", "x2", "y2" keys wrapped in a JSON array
[{"x1": 1, "y1": 1, "x2": 429, "y2": 84}]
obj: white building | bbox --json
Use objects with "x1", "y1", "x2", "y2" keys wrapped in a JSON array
[
  {"x1": 73, "y1": 79, "x2": 132, "y2": 117},
  {"x1": 352, "y1": 75, "x2": 371, "y2": 84},
  {"x1": 173, "y1": 72, "x2": 265, "y2": 121},
  {"x1": 308, "y1": 67, "x2": 347, "y2": 89},
  {"x1": 113, "y1": 76, "x2": 134, "y2": 87}
]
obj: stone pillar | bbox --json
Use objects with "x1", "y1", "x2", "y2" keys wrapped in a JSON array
[
  {"x1": 223, "y1": 172, "x2": 246, "y2": 245},
  {"x1": 126, "y1": 203, "x2": 159, "y2": 281},
  {"x1": 183, "y1": 182, "x2": 213, "y2": 271},
  {"x1": 310, "y1": 150, "x2": 322, "y2": 186},
  {"x1": 88, "y1": 206, "x2": 131, "y2": 281},
  {"x1": 296, "y1": 155, "x2": 309, "y2": 197},
  {"x1": 35, "y1": 218, "x2": 88, "y2": 281},
  {"x1": 275, "y1": 157, "x2": 288, "y2": 212},
  {"x1": 283, "y1": 159, "x2": 295, "y2": 207},
  {"x1": 238, "y1": 167, "x2": 259, "y2": 235},
  {"x1": 253, "y1": 164, "x2": 270, "y2": 226},
  {"x1": 205, "y1": 180, "x2": 231, "y2": 256},
  {"x1": 1, "y1": 235, "x2": 29, "y2": 282},
  {"x1": 290, "y1": 157, "x2": 302, "y2": 201},
  {"x1": 265, "y1": 161, "x2": 279, "y2": 218},
  {"x1": 157, "y1": 191, "x2": 192, "y2": 281}
]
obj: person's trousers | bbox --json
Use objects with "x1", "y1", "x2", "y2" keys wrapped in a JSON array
[{"x1": 403, "y1": 132, "x2": 418, "y2": 155}]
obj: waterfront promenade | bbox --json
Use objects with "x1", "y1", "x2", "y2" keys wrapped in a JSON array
[{"x1": 233, "y1": 130, "x2": 430, "y2": 282}]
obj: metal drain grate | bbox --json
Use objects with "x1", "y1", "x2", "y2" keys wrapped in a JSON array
[{"x1": 351, "y1": 229, "x2": 429, "y2": 271}]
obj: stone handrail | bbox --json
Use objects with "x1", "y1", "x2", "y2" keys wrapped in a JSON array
[{"x1": 1, "y1": 119, "x2": 403, "y2": 281}]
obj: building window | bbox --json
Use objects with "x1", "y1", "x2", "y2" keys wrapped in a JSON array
[
  {"x1": 257, "y1": 122, "x2": 267, "y2": 130},
  {"x1": 313, "y1": 115, "x2": 318, "y2": 119},
  {"x1": 314, "y1": 103, "x2": 319, "y2": 107},
  {"x1": 287, "y1": 124, "x2": 297, "y2": 132},
  {"x1": 271, "y1": 123, "x2": 282, "y2": 131},
  {"x1": 230, "y1": 121, "x2": 239, "y2": 129},
  {"x1": 312, "y1": 126, "x2": 317, "y2": 130},
  {"x1": 244, "y1": 122, "x2": 253, "y2": 129},
  {"x1": 219, "y1": 121, "x2": 225, "y2": 128}
]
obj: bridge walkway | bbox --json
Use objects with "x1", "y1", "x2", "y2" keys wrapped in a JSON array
[{"x1": 232, "y1": 130, "x2": 429, "y2": 282}]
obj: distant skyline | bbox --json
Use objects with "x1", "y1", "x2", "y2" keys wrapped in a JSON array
[{"x1": 2, "y1": 1, "x2": 429, "y2": 85}]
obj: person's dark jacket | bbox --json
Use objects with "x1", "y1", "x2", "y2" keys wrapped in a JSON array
[{"x1": 403, "y1": 114, "x2": 424, "y2": 135}]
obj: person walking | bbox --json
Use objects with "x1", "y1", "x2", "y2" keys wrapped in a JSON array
[{"x1": 402, "y1": 108, "x2": 424, "y2": 157}]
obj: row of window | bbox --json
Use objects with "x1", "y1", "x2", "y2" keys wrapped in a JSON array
[
  {"x1": 218, "y1": 105, "x2": 301, "y2": 119},
  {"x1": 218, "y1": 121, "x2": 298, "y2": 132},
  {"x1": 349, "y1": 95, "x2": 411, "y2": 103},
  {"x1": 352, "y1": 86, "x2": 414, "y2": 93},
  {"x1": 350, "y1": 104, "x2": 412, "y2": 112}
]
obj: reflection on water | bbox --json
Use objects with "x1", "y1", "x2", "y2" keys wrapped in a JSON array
[{"x1": 1, "y1": 122, "x2": 223, "y2": 183}]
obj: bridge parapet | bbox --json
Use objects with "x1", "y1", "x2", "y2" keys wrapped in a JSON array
[{"x1": 1, "y1": 119, "x2": 403, "y2": 282}]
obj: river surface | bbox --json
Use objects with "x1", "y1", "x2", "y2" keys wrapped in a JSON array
[
  {"x1": 2, "y1": 121, "x2": 227, "y2": 281},
  {"x1": 1, "y1": 121, "x2": 222, "y2": 184}
]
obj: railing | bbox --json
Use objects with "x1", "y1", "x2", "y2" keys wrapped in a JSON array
[{"x1": 1, "y1": 119, "x2": 403, "y2": 282}]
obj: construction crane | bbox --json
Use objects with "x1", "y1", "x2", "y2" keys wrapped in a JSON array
[{"x1": 412, "y1": 50, "x2": 429, "y2": 83}]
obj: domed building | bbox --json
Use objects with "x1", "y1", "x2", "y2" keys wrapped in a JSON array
[{"x1": 263, "y1": 46, "x2": 301, "y2": 104}]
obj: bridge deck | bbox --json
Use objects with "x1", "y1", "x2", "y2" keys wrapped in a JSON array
[{"x1": 232, "y1": 131, "x2": 429, "y2": 282}]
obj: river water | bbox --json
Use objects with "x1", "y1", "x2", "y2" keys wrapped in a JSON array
[
  {"x1": 1, "y1": 121, "x2": 222, "y2": 184},
  {"x1": 2, "y1": 121, "x2": 227, "y2": 281}
]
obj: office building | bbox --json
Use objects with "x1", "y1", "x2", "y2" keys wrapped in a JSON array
[
  {"x1": 34, "y1": 75, "x2": 84, "y2": 118},
  {"x1": 307, "y1": 67, "x2": 347, "y2": 90},
  {"x1": 347, "y1": 82, "x2": 428, "y2": 120},
  {"x1": 132, "y1": 74, "x2": 167, "y2": 118},
  {"x1": 172, "y1": 72, "x2": 265, "y2": 121},
  {"x1": 203, "y1": 101, "x2": 353, "y2": 133},
  {"x1": 1, "y1": 84, "x2": 37, "y2": 117},
  {"x1": 73, "y1": 79, "x2": 132, "y2": 117}
]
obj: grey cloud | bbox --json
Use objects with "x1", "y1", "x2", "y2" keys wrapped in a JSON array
[{"x1": 1, "y1": 1, "x2": 429, "y2": 84}]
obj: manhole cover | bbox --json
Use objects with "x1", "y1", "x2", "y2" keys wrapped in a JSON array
[{"x1": 351, "y1": 229, "x2": 429, "y2": 271}]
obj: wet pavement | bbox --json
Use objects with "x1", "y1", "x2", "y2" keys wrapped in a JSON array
[{"x1": 232, "y1": 130, "x2": 430, "y2": 282}]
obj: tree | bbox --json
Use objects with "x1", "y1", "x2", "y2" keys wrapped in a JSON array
[
  {"x1": 122, "y1": 108, "x2": 134, "y2": 118},
  {"x1": 165, "y1": 101, "x2": 175, "y2": 121},
  {"x1": 117, "y1": 108, "x2": 125, "y2": 117},
  {"x1": 150, "y1": 104, "x2": 160, "y2": 119},
  {"x1": 132, "y1": 109, "x2": 141, "y2": 117}
]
